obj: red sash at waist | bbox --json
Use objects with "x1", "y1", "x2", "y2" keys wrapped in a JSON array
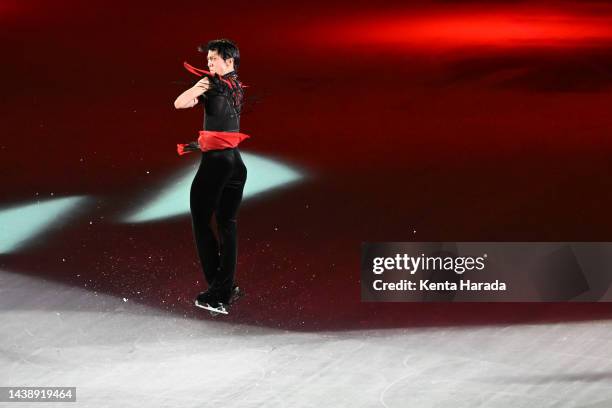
[{"x1": 177, "y1": 130, "x2": 250, "y2": 155}]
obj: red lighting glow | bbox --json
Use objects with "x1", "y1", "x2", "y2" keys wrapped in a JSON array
[{"x1": 311, "y1": 7, "x2": 612, "y2": 49}]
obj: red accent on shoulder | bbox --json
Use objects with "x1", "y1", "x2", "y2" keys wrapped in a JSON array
[{"x1": 183, "y1": 61, "x2": 234, "y2": 89}]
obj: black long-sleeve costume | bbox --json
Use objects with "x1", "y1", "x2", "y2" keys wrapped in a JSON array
[{"x1": 190, "y1": 70, "x2": 247, "y2": 304}]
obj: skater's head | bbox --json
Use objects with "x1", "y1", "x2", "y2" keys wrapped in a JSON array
[{"x1": 198, "y1": 39, "x2": 240, "y2": 76}]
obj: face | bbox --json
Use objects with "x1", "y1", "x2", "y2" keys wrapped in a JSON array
[{"x1": 207, "y1": 50, "x2": 234, "y2": 75}]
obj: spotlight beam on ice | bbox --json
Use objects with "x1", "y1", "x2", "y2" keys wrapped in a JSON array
[
  {"x1": 0, "y1": 196, "x2": 89, "y2": 254},
  {"x1": 123, "y1": 151, "x2": 305, "y2": 223}
]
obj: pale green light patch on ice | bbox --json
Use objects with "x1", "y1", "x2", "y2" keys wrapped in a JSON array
[
  {"x1": 124, "y1": 151, "x2": 304, "y2": 223},
  {"x1": 0, "y1": 196, "x2": 88, "y2": 254}
]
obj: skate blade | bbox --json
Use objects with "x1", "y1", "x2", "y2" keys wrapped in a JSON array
[{"x1": 195, "y1": 300, "x2": 229, "y2": 315}]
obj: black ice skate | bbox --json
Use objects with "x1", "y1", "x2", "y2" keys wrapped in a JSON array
[
  {"x1": 201, "y1": 301, "x2": 229, "y2": 316},
  {"x1": 195, "y1": 292, "x2": 229, "y2": 316}
]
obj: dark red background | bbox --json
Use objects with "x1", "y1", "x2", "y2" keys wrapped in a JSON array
[{"x1": 2, "y1": 0, "x2": 612, "y2": 330}]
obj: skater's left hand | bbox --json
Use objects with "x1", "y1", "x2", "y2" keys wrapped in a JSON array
[{"x1": 183, "y1": 141, "x2": 200, "y2": 152}]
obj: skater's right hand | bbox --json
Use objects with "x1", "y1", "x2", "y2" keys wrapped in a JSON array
[{"x1": 193, "y1": 77, "x2": 210, "y2": 94}]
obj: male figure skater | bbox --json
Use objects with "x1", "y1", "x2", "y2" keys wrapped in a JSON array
[{"x1": 174, "y1": 39, "x2": 248, "y2": 315}]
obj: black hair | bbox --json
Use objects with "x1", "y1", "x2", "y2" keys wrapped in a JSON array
[{"x1": 198, "y1": 39, "x2": 240, "y2": 72}]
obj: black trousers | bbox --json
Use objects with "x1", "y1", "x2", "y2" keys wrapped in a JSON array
[{"x1": 190, "y1": 148, "x2": 247, "y2": 303}]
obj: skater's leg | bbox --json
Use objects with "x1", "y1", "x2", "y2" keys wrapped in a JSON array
[
  {"x1": 210, "y1": 149, "x2": 247, "y2": 302},
  {"x1": 190, "y1": 213, "x2": 218, "y2": 285},
  {"x1": 190, "y1": 151, "x2": 233, "y2": 286}
]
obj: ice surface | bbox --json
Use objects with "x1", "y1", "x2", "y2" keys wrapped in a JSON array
[{"x1": 1, "y1": 269, "x2": 612, "y2": 408}]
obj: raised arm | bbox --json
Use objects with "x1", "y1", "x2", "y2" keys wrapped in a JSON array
[{"x1": 174, "y1": 77, "x2": 210, "y2": 109}]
